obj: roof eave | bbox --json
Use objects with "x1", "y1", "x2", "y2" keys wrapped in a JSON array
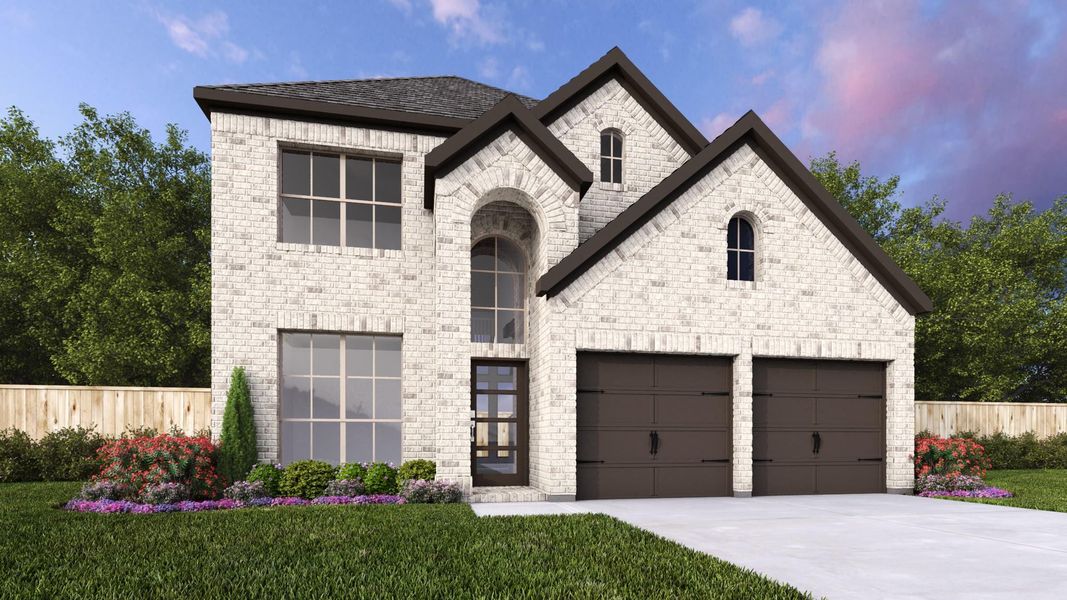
[
  {"x1": 532, "y1": 47, "x2": 708, "y2": 156},
  {"x1": 192, "y1": 86, "x2": 469, "y2": 135},
  {"x1": 423, "y1": 95, "x2": 593, "y2": 210},
  {"x1": 536, "y1": 111, "x2": 934, "y2": 316}
]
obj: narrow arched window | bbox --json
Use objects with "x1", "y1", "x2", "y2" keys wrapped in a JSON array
[
  {"x1": 600, "y1": 130, "x2": 623, "y2": 184},
  {"x1": 727, "y1": 217, "x2": 755, "y2": 281},
  {"x1": 471, "y1": 237, "x2": 525, "y2": 344}
]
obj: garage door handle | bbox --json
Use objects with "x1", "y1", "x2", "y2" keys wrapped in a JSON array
[
  {"x1": 857, "y1": 458, "x2": 883, "y2": 462},
  {"x1": 858, "y1": 394, "x2": 883, "y2": 399},
  {"x1": 754, "y1": 459, "x2": 773, "y2": 462},
  {"x1": 701, "y1": 459, "x2": 730, "y2": 463},
  {"x1": 650, "y1": 431, "x2": 660, "y2": 455},
  {"x1": 812, "y1": 431, "x2": 821, "y2": 454},
  {"x1": 577, "y1": 460, "x2": 606, "y2": 464},
  {"x1": 702, "y1": 391, "x2": 730, "y2": 396}
]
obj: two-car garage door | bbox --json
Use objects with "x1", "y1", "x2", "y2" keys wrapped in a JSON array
[{"x1": 576, "y1": 353, "x2": 887, "y2": 499}]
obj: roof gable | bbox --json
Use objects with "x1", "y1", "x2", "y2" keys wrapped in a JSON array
[
  {"x1": 423, "y1": 95, "x2": 593, "y2": 209},
  {"x1": 532, "y1": 47, "x2": 708, "y2": 156},
  {"x1": 535, "y1": 111, "x2": 933, "y2": 315}
]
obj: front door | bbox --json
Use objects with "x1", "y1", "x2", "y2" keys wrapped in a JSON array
[{"x1": 471, "y1": 360, "x2": 528, "y2": 486}]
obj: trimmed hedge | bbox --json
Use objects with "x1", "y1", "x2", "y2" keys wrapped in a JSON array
[
  {"x1": 971, "y1": 432, "x2": 1067, "y2": 470},
  {"x1": 278, "y1": 460, "x2": 337, "y2": 499}
]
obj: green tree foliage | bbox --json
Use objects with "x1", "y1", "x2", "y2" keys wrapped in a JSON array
[
  {"x1": 218, "y1": 367, "x2": 257, "y2": 482},
  {"x1": 812, "y1": 153, "x2": 1067, "y2": 402},
  {"x1": 0, "y1": 105, "x2": 209, "y2": 386}
]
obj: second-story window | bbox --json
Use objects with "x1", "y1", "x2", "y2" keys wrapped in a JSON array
[
  {"x1": 280, "y1": 150, "x2": 402, "y2": 250},
  {"x1": 600, "y1": 130, "x2": 623, "y2": 184}
]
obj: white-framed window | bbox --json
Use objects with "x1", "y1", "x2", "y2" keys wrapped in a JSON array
[
  {"x1": 727, "y1": 216, "x2": 756, "y2": 281},
  {"x1": 279, "y1": 332, "x2": 401, "y2": 465},
  {"x1": 471, "y1": 237, "x2": 526, "y2": 344},
  {"x1": 600, "y1": 130, "x2": 623, "y2": 184},
  {"x1": 279, "y1": 150, "x2": 402, "y2": 250}
]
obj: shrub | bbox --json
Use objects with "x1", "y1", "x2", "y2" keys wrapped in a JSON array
[
  {"x1": 140, "y1": 482, "x2": 191, "y2": 504},
  {"x1": 974, "y1": 432, "x2": 1067, "y2": 469},
  {"x1": 79, "y1": 480, "x2": 131, "y2": 501},
  {"x1": 914, "y1": 435, "x2": 990, "y2": 477},
  {"x1": 324, "y1": 478, "x2": 366, "y2": 497},
  {"x1": 400, "y1": 479, "x2": 463, "y2": 504},
  {"x1": 246, "y1": 463, "x2": 283, "y2": 496},
  {"x1": 218, "y1": 366, "x2": 257, "y2": 482},
  {"x1": 36, "y1": 427, "x2": 107, "y2": 481},
  {"x1": 363, "y1": 462, "x2": 399, "y2": 495},
  {"x1": 398, "y1": 459, "x2": 436, "y2": 483},
  {"x1": 223, "y1": 480, "x2": 268, "y2": 502},
  {"x1": 336, "y1": 462, "x2": 367, "y2": 482},
  {"x1": 94, "y1": 434, "x2": 223, "y2": 500},
  {"x1": 278, "y1": 460, "x2": 337, "y2": 499},
  {"x1": 0, "y1": 428, "x2": 38, "y2": 483}
]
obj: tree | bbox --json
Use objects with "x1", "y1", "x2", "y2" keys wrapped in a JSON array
[
  {"x1": 810, "y1": 151, "x2": 902, "y2": 243},
  {"x1": 0, "y1": 105, "x2": 209, "y2": 386},
  {"x1": 811, "y1": 152, "x2": 1067, "y2": 403},
  {"x1": 218, "y1": 367, "x2": 257, "y2": 482}
]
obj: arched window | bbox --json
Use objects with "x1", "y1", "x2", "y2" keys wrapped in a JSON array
[
  {"x1": 471, "y1": 237, "x2": 525, "y2": 344},
  {"x1": 600, "y1": 130, "x2": 623, "y2": 184},
  {"x1": 727, "y1": 216, "x2": 755, "y2": 281}
]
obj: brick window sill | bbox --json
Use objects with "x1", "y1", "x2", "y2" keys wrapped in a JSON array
[
  {"x1": 596, "y1": 182, "x2": 626, "y2": 192},
  {"x1": 276, "y1": 241, "x2": 403, "y2": 259},
  {"x1": 726, "y1": 279, "x2": 759, "y2": 291}
]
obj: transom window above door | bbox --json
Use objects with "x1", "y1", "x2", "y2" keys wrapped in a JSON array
[
  {"x1": 279, "y1": 150, "x2": 402, "y2": 250},
  {"x1": 471, "y1": 237, "x2": 526, "y2": 344}
]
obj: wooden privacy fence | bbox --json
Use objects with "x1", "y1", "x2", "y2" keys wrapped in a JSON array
[
  {"x1": 3, "y1": 386, "x2": 1067, "y2": 441},
  {"x1": 0, "y1": 385, "x2": 211, "y2": 439},
  {"x1": 916, "y1": 401, "x2": 1067, "y2": 439}
]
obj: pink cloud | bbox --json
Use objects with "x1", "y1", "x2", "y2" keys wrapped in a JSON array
[
  {"x1": 804, "y1": 1, "x2": 1067, "y2": 214},
  {"x1": 428, "y1": 0, "x2": 504, "y2": 44}
]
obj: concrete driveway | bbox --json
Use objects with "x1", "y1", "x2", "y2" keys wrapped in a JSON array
[{"x1": 472, "y1": 494, "x2": 1067, "y2": 599}]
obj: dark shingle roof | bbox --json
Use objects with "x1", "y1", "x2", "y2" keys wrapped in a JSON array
[{"x1": 202, "y1": 76, "x2": 538, "y2": 121}]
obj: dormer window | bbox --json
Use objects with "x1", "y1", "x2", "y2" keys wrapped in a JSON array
[
  {"x1": 727, "y1": 216, "x2": 756, "y2": 281},
  {"x1": 600, "y1": 130, "x2": 623, "y2": 184}
]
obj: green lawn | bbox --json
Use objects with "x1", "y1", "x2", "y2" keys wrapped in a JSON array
[
  {"x1": 0, "y1": 483, "x2": 810, "y2": 599},
  {"x1": 955, "y1": 469, "x2": 1067, "y2": 513}
]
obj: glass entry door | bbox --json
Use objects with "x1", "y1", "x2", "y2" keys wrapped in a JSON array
[{"x1": 471, "y1": 361, "x2": 528, "y2": 486}]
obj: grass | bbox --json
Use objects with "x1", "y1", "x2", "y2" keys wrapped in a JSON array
[
  {"x1": 0, "y1": 482, "x2": 810, "y2": 599},
  {"x1": 951, "y1": 469, "x2": 1067, "y2": 513}
]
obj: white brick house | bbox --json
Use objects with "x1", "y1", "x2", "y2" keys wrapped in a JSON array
[{"x1": 196, "y1": 47, "x2": 931, "y2": 502}]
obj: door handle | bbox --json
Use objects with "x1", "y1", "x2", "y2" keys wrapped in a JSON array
[
  {"x1": 649, "y1": 430, "x2": 660, "y2": 456},
  {"x1": 812, "y1": 431, "x2": 821, "y2": 455}
]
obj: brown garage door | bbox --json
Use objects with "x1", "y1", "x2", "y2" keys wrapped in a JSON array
[
  {"x1": 576, "y1": 352, "x2": 732, "y2": 500},
  {"x1": 753, "y1": 359, "x2": 886, "y2": 495}
]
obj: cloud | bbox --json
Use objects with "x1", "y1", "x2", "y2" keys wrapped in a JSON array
[
  {"x1": 478, "y1": 56, "x2": 500, "y2": 79},
  {"x1": 700, "y1": 113, "x2": 736, "y2": 138},
  {"x1": 729, "y1": 7, "x2": 782, "y2": 47},
  {"x1": 804, "y1": 0, "x2": 1067, "y2": 215},
  {"x1": 506, "y1": 65, "x2": 531, "y2": 91},
  {"x1": 428, "y1": 0, "x2": 504, "y2": 44},
  {"x1": 156, "y1": 10, "x2": 250, "y2": 64}
]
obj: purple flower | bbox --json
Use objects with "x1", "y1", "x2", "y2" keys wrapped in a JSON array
[{"x1": 919, "y1": 486, "x2": 1014, "y2": 498}]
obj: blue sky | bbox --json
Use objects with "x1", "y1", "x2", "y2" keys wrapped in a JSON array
[{"x1": 2, "y1": 0, "x2": 1064, "y2": 219}]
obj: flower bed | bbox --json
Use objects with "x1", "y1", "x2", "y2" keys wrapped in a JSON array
[
  {"x1": 917, "y1": 487, "x2": 1013, "y2": 499},
  {"x1": 65, "y1": 494, "x2": 405, "y2": 514}
]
